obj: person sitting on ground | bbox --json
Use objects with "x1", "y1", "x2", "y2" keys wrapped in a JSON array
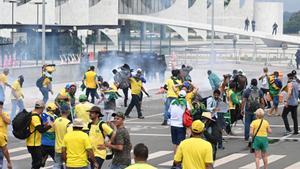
[{"x1": 125, "y1": 143, "x2": 157, "y2": 169}]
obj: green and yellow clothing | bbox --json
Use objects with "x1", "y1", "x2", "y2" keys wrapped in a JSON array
[
  {"x1": 250, "y1": 119, "x2": 270, "y2": 137},
  {"x1": 42, "y1": 77, "x2": 52, "y2": 88},
  {"x1": 74, "y1": 102, "x2": 94, "y2": 127},
  {"x1": 84, "y1": 71, "x2": 97, "y2": 89},
  {"x1": 26, "y1": 112, "x2": 42, "y2": 146},
  {"x1": 53, "y1": 117, "x2": 72, "y2": 153},
  {"x1": 129, "y1": 77, "x2": 142, "y2": 95},
  {"x1": 0, "y1": 73, "x2": 8, "y2": 86},
  {"x1": 0, "y1": 112, "x2": 10, "y2": 146},
  {"x1": 10, "y1": 80, "x2": 23, "y2": 100},
  {"x1": 165, "y1": 77, "x2": 182, "y2": 98}
]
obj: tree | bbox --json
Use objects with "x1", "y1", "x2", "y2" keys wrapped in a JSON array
[{"x1": 284, "y1": 11, "x2": 300, "y2": 34}]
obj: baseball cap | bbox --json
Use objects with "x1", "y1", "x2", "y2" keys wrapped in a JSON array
[
  {"x1": 178, "y1": 90, "x2": 187, "y2": 98},
  {"x1": 191, "y1": 120, "x2": 205, "y2": 133},
  {"x1": 79, "y1": 94, "x2": 88, "y2": 102},
  {"x1": 35, "y1": 100, "x2": 45, "y2": 108},
  {"x1": 47, "y1": 102, "x2": 57, "y2": 111},
  {"x1": 112, "y1": 112, "x2": 125, "y2": 119},
  {"x1": 73, "y1": 118, "x2": 84, "y2": 128},
  {"x1": 87, "y1": 106, "x2": 103, "y2": 117}
]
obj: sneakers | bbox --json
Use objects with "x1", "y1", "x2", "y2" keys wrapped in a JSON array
[
  {"x1": 161, "y1": 120, "x2": 168, "y2": 126},
  {"x1": 293, "y1": 132, "x2": 299, "y2": 135},
  {"x1": 138, "y1": 116, "x2": 145, "y2": 119},
  {"x1": 125, "y1": 115, "x2": 131, "y2": 119},
  {"x1": 284, "y1": 131, "x2": 292, "y2": 136}
]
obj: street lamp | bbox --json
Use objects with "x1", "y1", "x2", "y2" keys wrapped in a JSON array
[
  {"x1": 31, "y1": 1, "x2": 43, "y2": 65},
  {"x1": 7, "y1": 0, "x2": 19, "y2": 63},
  {"x1": 41, "y1": 0, "x2": 46, "y2": 65},
  {"x1": 210, "y1": 0, "x2": 215, "y2": 65}
]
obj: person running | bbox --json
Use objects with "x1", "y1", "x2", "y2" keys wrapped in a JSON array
[
  {"x1": 37, "y1": 70, "x2": 53, "y2": 104},
  {"x1": 106, "y1": 112, "x2": 132, "y2": 169},
  {"x1": 53, "y1": 105, "x2": 72, "y2": 169},
  {"x1": 0, "y1": 68, "x2": 11, "y2": 102},
  {"x1": 100, "y1": 82, "x2": 118, "y2": 122},
  {"x1": 41, "y1": 103, "x2": 58, "y2": 167},
  {"x1": 74, "y1": 94, "x2": 94, "y2": 127},
  {"x1": 10, "y1": 75, "x2": 25, "y2": 119},
  {"x1": 259, "y1": 68, "x2": 271, "y2": 109},
  {"x1": 112, "y1": 67, "x2": 130, "y2": 107},
  {"x1": 88, "y1": 106, "x2": 115, "y2": 169},
  {"x1": 124, "y1": 71, "x2": 149, "y2": 119},
  {"x1": 241, "y1": 79, "x2": 264, "y2": 141},
  {"x1": 0, "y1": 101, "x2": 12, "y2": 169},
  {"x1": 207, "y1": 70, "x2": 221, "y2": 91},
  {"x1": 126, "y1": 143, "x2": 157, "y2": 169},
  {"x1": 250, "y1": 108, "x2": 272, "y2": 169},
  {"x1": 169, "y1": 90, "x2": 189, "y2": 153},
  {"x1": 84, "y1": 66, "x2": 99, "y2": 104},
  {"x1": 268, "y1": 71, "x2": 282, "y2": 116},
  {"x1": 26, "y1": 100, "x2": 52, "y2": 169},
  {"x1": 62, "y1": 118, "x2": 98, "y2": 169},
  {"x1": 173, "y1": 120, "x2": 213, "y2": 169},
  {"x1": 282, "y1": 73, "x2": 299, "y2": 135},
  {"x1": 162, "y1": 69, "x2": 182, "y2": 125}
]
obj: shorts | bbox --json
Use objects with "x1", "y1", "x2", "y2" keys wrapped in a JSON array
[
  {"x1": 272, "y1": 95, "x2": 279, "y2": 107},
  {"x1": 0, "y1": 134, "x2": 7, "y2": 147},
  {"x1": 171, "y1": 126, "x2": 186, "y2": 145},
  {"x1": 252, "y1": 136, "x2": 268, "y2": 152}
]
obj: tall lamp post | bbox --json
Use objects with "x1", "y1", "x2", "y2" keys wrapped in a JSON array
[
  {"x1": 8, "y1": 0, "x2": 19, "y2": 63},
  {"x1": 41, "y1": 0, "x2": 46, "y2": 65},
  {"x1": 210, "y1": 0, "x2": 215, "y2": 65},
  {"x1": 32, "y1": 1, "x2": 43, "y2": 65}
]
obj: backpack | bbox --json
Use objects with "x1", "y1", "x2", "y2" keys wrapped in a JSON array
[
  {"x1": 247, "y1": 88, "x2": 260, "y2": 112},
  {"x1": 183, "y1": 109, "x2": 193, "y2": 128},
  {"x1": 88, "y1": 121, "x2": 114, "y2": 160},
  {"x1": 36, "y1": 76, "x2": 46, "y2": 88},
  {"x1": 12, "y1": 110, "x2": 39, "y2": 140}
]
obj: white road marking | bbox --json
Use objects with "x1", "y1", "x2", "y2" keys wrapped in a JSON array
[
  {"x1": 131, "y1": 151, "x2": 173, "y2": 164},
  {"x1": 125, "y1": 113, "x2": 162, "y2": 122},
  {"x1": 239, "y1": 155, "x2": 286, "y2": 169},
  {"x1": 159, "y1": 160, "x2": 173, "y2": 166},
  {"x1": 284, "y1": 162, "x2": 300, "y2": 169},
  {"x1": 11, "y1": 153, "x2": 31, "y2": 160},
  {"x1": 42, "y1": 165, "x2": 54, "y2": 169},
  {"x1": 9, "y1": 147, "x2": 27, "y2": 153},
  {"x1": 214, "y1": 153, "x2": 248, "y2": 167}
]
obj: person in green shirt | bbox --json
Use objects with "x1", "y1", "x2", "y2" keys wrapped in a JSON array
[{"x1": 126, "y1": 143, "x2": 157, "y2": 169}]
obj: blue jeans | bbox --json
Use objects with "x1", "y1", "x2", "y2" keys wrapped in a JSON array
[
  {"x1": 244, "y1": 113, "x2": 256, "y2": 140},
  {"x1": 39, "y1": 87, "x2": 49, "y2": 104},
  {"x1": 110, "y1": 164, "x2": 128, "y2": 169},
  {"x1": 11, "y1": 99, "x2": 24, "y2": 119},
  {"x1": 164, "y1": 97, "x2": 176, "y2": 120},
  {"x1": 53, "y1": 152, "x2": 64, "y2": 169},
  {"x1": 0, "y1": 86, "x2": 5, "y2": 102},
  {"x1": 0, "y1": 151, "x2": 3, "y2": 169}
]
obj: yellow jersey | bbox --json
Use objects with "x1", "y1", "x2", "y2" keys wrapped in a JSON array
[
  {"x1": 84, "y1": 71, "x2": 97, "y2": 89},
  {"x1": 74, "y1": 102, "x2": 94, "y2": 127},
  {"x1": 53, "y1": 117, "x2": 71, "y2": 153},
  {"x1": 174, "y1": 137, "x2": 213, "y2": 169},
  {"x1": 42, "y1": 77, "x2": 51, "y2": 88},
  {"x1": 0, "y1": 73, "x2": 7, "y2": 86},
  {"x1": 0, "y1": 112, "x2": 10, "y2": 137},
  {"x1": 166, "y1": 78, "x2": 182, "y2": 98},
  {"x1": 130, "y1": 78, "x2": 142, "y2": 95},
  {"x1": 11, "y1": 80, "x2": 23, "y2": 100},
  {"x1": 62, "y1": 130, "x2": 92, "y2": 168},
  {"x1": 250, "y1": 119, "x2": 270, "y2": 137},
  {"x1": 26, "y1": 112, "x2": 42, "y2": 146}
]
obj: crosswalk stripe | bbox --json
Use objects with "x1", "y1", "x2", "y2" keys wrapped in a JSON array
[
  {"x1": 42, "y1": 165, "x2": 53, "y2": 169},
  {"x1": 214, "y1": 153, "x2": 248, "y2": 167},
  {"x1": 159, "y1": 160, "x2": 173, "y2": 166},
  {"x1": 9, "y1": 147, "x2": 27, "y2": 153},
  {"x1": 132, "y1": 151, "x2": 173, "y2": 164},
  {"x1": 11, "y1": 154, "x2": 31, "y2": 160},
  {"x1": 239, "y1": 155, "x2": 286, "y2": 169},
  {"x1": 284, "y1": 162, "x2": 300, "y2": 169}
]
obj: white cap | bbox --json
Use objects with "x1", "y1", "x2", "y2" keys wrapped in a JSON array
[{"x1": 178, "y1": 90, "x2": 187, "y2": 97}]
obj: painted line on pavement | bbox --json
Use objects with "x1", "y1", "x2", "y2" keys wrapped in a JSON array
[
  {"x1": 214, "y1": 153, "x2": 248, "y2": 167},
  {"x1": 239, "y1": 155, "x2": 286, "y2": 169},
  {"x1": 159, "y1": 160, "x2": 173, "y2": 166},
  {"x1": 126, "y1": 121, "x2": 162, "y2": 124},
  {"x1": 284, "y1": 162, "x2": 300, "y2": 169},
  {"x1": 234, "y1": 124, "x2": 300, "y2": 128},
  {"x1": 132, "y1": 151, "x2": 173, "y2": 164},
  {"x1": 11, "y1": 153, "x2": 31, "y2": 160},
  {"x1": 42, "y1": 165, "x2": 54, "y2": 169},
  {"x1": 9, "y1": 147, "x2": 27, "y2": 153},
  {"x1": 125, "y1": 113, "x2": 162, "y2": 122}
]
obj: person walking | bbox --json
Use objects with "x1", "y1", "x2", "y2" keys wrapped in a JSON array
[
  {"x1": 173, "y1": 120, "x2": 213, "y2": 169},
  {"x1": 0, "y1": 68, "x2": 11, "y2": 103},
  {"x1": 162, "y1": 69, "x2": 182, "y2": 125},
  {"x1": 268, "y1": 71, "x2": 282, "y2": 116},
  {"x1": 26, "y1": 100, "x2": 52, "y2": 169},
  {"x1": 0, "y1": 101, "x2": 12, "y2": 169},
  {"x1": 100, "y1": 82, "x2": 118, "y2": 122},
  {"x1": 84, "y1": 66, "x2": 98, "y2": 103},
  {"x1": 250, "y1": 108, "x2": 272, "y2": 169},
  {"x1": 207, "y1": 70, "x2": 221, "y2": 91},
  {"x1": 88, "y1": 106, "x2": 115, "y2": 169},
  {"x1": 124, "y1": 71, "x2": 149, "y2": 119},
  {"x1": 53, "y1": 105, "x2": 72, "y2": 169},
  {"x1": 259, "y1": 67, "x2": 271, "y2": 109},
  {"x1": 241, "y1": 79, "x2": 264, "y2": 141},
  {"x1": 244, "y1": 18, "x2": 250, "y2": 31},
  {"x1": 74, "y1": 94, "x2": 94, "y2": 127},
  {"x1": 282, "y1": 73, "x2": 299, "y2": 135},
  {"x1": 106, "y1": 112, "x2": 132, "y2": 169},
  {"x1": 251, "y1": 20, "x2": 256, "y2": 32},
  {"x1": 125, "y1": 143, "x2": 157, "y2": 169},
  {"x1": 169, "y1": 90, "x2": 189, "y2": 153},
  {"x1": 62, "y1": 118, "x2": 98, "y2": 169},
  {"x1": 41, "y1": 103, "x2": 58, "y2": 167},
  {"x1": 37, "y1": 71, "x2": 53, "y2": 104},
  {"x1": 10, "y1": 75, "x2": 25, "y2": 119},
  {"x1": 272, "y1": 22, "x2": 278, "y2": 35},
  {"x1": 112, "y1": 69, "x2": 130, "y2": 107},
  {"x1": 295, "y1": 49, "x2": 300, "y2": 70}
]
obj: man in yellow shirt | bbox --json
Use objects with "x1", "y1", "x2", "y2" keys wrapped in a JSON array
[
  {"x1": 26, "y1": 100, "x2": 52, "y2": 169},
  {"x1": 0, "y1": 101, "x2": 12, "y2": 169},
  {"x1": 10, "y1": 75, "x2": 25, "y2": 119},
  {"x1": 62, "y1": 118, "x2": 98, "y2": 169},
  {"x1": 88, "y1": 106, "x2": 115, "y2": 168},
  {"x1": 84, "y1": 66, "x2": 98, "y2": 103},
  {"x1": 162, "y1": 69, "x2": 182, "y2": 125},
  {"x1": 75, "y1": 94, "x2": 94, "y2": 127},
  {"x1": 126, "y1": 143, "x2": 157, "y2": 169},
  {"x1": 174, "y1": 120, "x2": 213, "y2": 169},
  {"x1": 0, "y1": 68, "x2": 11, "y2": 102},
  {"x1": 124, "y1": 72, "x2": 149, "y2": 119},
  {"x1": 53, "y1": 105, "x2": 72, "y2": 169}
]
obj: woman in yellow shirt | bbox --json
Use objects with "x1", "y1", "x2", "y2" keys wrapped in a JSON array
[
  {"x1": 10, "y1": 75, "x2": 24, "y2": 119},
  {"x1": 250, "y1": 108, "x2": 272, "y2": 169}
]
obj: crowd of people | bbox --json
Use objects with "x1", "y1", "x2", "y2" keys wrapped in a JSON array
[{"x1": 0, "y1": 62, "x2": 298, "y2": 169}]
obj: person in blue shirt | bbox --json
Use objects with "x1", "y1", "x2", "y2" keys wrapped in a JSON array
[{"x1": 41, "y1": 102, "x2": 58, "y2": 167}]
